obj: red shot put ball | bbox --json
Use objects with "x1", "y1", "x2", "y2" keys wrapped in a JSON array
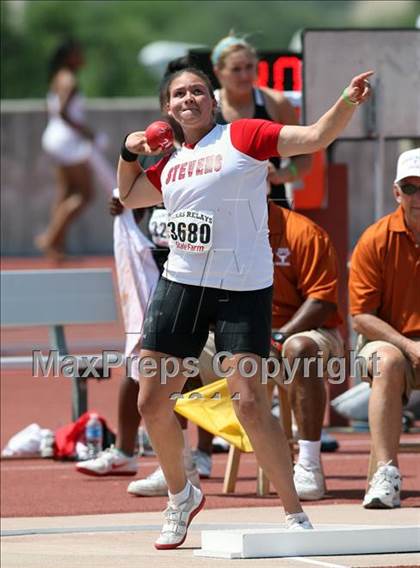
[{"x1": 145, "y1": 121, "x2": 174, "y2": 151}]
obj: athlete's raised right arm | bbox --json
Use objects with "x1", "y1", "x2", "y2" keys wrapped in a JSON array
[{"x1": 118, "y1": 131, "x2": 163, "y2": 209}]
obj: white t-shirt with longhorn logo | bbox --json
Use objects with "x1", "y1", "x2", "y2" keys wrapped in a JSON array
[{"x1": 146, "y1": 119, "x2": 283, "y2": 291}]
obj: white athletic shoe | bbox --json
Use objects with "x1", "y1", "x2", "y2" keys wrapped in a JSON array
[
  {"x1": 155, "y1": 484, "x2": 206, "y2": 549},
  {"x1": 363, "y1": 462, "x2": 401, "y2": 509},
  {"x1": 294, "y1": 462, "x2": 326, "y2": 500},
  {"x1": 127, "y1": 464, "x2": 201, "y2": 497},
  {"x1": 76, "y1": 446, "x2": 138, "y2": 477},
  {"x1": 193, "y1": 449, "x2": 212, "y2": 478},
  {"x1": 285, "y1": 512, "x2": 314, "y2": 530}
]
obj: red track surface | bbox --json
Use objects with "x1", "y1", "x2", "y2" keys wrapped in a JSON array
[{"x1": 1, "y1": 257, "x2": 420, "y2": 518}]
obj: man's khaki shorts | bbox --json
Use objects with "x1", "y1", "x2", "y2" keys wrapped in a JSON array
[
  {"x1": 270, "y1": 327, "x2": 344, "y2": 385},
  {"x1": 355, "y1": 336, "x2": 420, "y2": 403}
]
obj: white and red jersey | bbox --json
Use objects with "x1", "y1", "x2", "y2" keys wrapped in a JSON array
[{"x1": 145, "y1": 119, "x2": 283, "y2": 291}]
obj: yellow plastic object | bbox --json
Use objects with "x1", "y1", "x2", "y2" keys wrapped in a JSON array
[{"x1": 175, "y1": 379, "x2": 253, "y2": 452}]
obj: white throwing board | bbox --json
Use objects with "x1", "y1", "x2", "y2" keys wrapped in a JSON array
[{"x1": 195, "y1": 524, "x2": 420, "y2": 559}]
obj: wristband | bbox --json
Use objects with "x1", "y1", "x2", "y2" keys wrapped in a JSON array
[
  {"x1": 271, "y1": 331, "x2": 288, "y2": 354},
  {"x1": 342, "y1": 87, "x2": 358, "y2": 107},
  {"x1": 288, "y1": 162, "x2": 298, "y2": 178},
  {"x1": 120, "y1": 134, "x2": 138, "y2": 162}
]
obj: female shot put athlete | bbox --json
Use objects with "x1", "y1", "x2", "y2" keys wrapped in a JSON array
[{"x1": 118, "y1": 67, "x2": 372, "y2": 549}]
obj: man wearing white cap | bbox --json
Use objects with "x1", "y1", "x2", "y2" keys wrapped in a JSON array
[{"x1": 349, "y1": 147, "x2": 420, "y2": 509}]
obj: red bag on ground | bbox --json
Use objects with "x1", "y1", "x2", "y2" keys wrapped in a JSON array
[{"x1": 54, "y1": 411, "x2": 115, "y2": 459}]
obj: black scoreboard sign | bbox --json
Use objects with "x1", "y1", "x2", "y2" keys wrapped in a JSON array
[{"x1": 188, "y1": 50, "x2": 302, "y2": 92}]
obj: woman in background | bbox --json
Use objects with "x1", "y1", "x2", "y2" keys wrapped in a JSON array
[
  {"x1": 212, "y1": 33, "x2": 311, "y2": 207},
  {"x1": 37, "y1": 39, "x2": 95, "y2": 259}
]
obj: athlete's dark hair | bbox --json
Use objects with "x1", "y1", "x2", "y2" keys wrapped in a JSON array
[
  {"x1": 159, "y1": 56, "x2": 201, "y2": 109},
  {"x1": 165, "y1": 55, "x2": 198, "y2": 75},
  {"x1": 47, "y1": 38, "x2": 81, "y2": 82},
  {"x1": 160, "y1": 66, "x2": 215, "y2": 110}
]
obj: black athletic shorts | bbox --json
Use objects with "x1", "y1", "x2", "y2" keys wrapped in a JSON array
[{"x1": 142, "y1": 277, "x2": 272, "y2": 359}]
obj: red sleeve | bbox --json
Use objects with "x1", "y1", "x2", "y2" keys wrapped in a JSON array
[
  {"x1": 145, "y1": 155, "x2": 171, "y2": 192},
  {"x1": 230, "y1": 119, "x2": 283, "y2": 160}
]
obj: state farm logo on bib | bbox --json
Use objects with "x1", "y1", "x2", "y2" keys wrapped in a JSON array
[{"x1": 167, "y1": 209, "x2": 213, "y2": 254}]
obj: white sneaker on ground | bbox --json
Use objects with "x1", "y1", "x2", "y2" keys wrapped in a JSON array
[
  {"x1": 127, "y1": 466, "x2": 167, "y2": 496},
  {"x1": 155, "y1": 484, "x2": 206, "y2": 549},
  {"x1": 294, "y1": 462, "x2": 326, "y2": 500},
  {"x1": 127, "y1": 464, "x2": 201, "y2": 496},
  {"x1": 193, "y1": 449, "x2": 212, "y2": 478},
  {"x1": 285, "y1": 512, "x2": 313, "y2": 530},
  {"x1": 76, "y1": 446, "x2": 138, "y2": 477},
  {"x1": 363, "y1": 462, "x2": 401, "y2": 509}
]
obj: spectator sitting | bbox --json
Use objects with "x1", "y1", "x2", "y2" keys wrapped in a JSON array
[{"x1": 349, "y1": 147, "x2": 420, "y2": 509}]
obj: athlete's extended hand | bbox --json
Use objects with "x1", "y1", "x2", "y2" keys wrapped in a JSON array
[
  {"x1": 124, "y1": 131, "x2": 162, "y2": 156},
  {"x1": 345, "y1": 71, "x2": 374, "y2": 105}
]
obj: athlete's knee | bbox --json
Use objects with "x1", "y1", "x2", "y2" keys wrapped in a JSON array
[
  {"x1": 234, "y1": 392, "x2": 265, "y2": 426},
  {"x1": 138, "y1": 390, "x2": 169, "y2": 420}
]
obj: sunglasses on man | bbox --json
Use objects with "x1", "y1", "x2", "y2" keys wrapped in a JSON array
[{"x1": 398, "y1": 182, "x2": 420, "y2": 195}]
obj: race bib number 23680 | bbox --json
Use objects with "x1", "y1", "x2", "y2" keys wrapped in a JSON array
[{"x1": 167, "y1": 209, "x2": 213, "y2": 254}]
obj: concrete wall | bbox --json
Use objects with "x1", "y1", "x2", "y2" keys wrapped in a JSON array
[
  {"x1": 1, "y1": 98, "x2": 416, "y2": 255},
  {"x1": 1, "y1": 98, "x2": 161, "y2": 256}
]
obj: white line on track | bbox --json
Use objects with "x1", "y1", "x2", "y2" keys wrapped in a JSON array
[
  {"x1": 0, "y1": 459, "x2": 158, "y2": 472},
  {"x1": 2, "y1": 451, "x2": 420, "y2": 472},
  {"x1": 1, "y1": 463, "x2": 80, "y2": 472},
  {"x1": 288, "y1": 557, "x2": 348, "y2": 568}
]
